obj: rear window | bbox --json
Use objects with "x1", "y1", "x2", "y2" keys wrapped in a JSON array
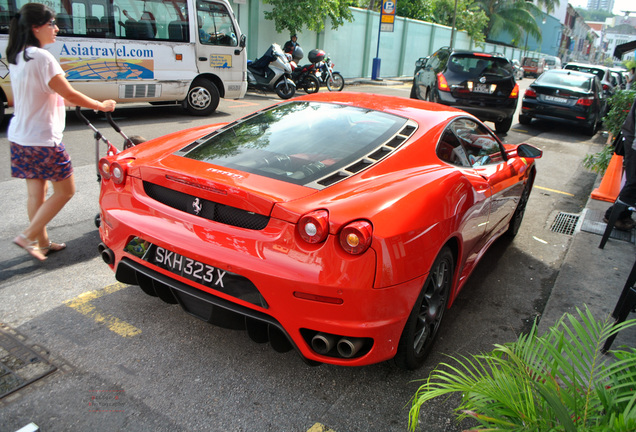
[
  {"x1": 565, "y1": 65, "x2": 605, "y2": 80},
  {"x1": 181, "y1": 101, "x2": 409, "y2": 186},
  {"x1": 447, "y1": 55, "x2": 513, "y2": 77},
  {"x1": 536, "y1": 72, "x2": 592, "y2": 91}
]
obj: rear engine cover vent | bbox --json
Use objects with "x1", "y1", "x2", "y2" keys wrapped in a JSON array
[{"x1": 550, "y1": 212, "x2": 580, "y2": 236}]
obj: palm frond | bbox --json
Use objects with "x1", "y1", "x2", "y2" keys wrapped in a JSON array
[{"x1": 409, "y1": 306, "x2": 636, "y2": 431}]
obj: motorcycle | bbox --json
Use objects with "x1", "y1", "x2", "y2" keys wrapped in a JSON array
[
  {"x1": 288, "y1": 47, "x2": 320, "y2": 94},
  {"x1": 308, "y1": 50, "x2": 345, "y2": 92},
  {"x1": 247, "y1": 43, "x2": 296, "y2": 99}
]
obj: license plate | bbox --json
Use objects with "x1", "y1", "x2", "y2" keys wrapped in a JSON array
[
  {"x1": 152, "y1": 246, "x2": 226, "y2": 289},
  {"x1": 544, "y1": 95, "x2": 568, "y2": 104},
  {"x1": 473, "y1": 83, "x2": 493, "y2": 94}
]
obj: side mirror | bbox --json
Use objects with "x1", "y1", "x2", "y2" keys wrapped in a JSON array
[
  {"x1": 235, "y1": 34, "x2": 246, "y2": 55},
  {"x1": 515, "y1": 143, "x2": 543, "y2": 159}
]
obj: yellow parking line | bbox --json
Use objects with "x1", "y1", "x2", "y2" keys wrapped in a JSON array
[
  {"x1": 535, "y1": 185, "x2": 574, "y2": 197},
  {"x1": 307, "y1": 424, "x2": 336, "y2": 432},
  {"x1": 64, "y1": 283, "x2": 141, "y2": 338}
]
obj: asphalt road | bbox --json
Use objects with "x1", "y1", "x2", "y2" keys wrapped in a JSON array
[{"x1": 0, "y1": 80, "x2": 606, "y2": 432}]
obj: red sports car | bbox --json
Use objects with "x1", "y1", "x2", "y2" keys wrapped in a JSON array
[{"x1": 97, "y1": 92, "x2": 542, "y2": 369}]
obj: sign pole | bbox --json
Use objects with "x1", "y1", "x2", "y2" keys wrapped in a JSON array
[{"x1": 372, "y1": 0, "x2": 396, "y2": 81}]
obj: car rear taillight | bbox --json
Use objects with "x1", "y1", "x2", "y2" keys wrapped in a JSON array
[
  {"x1": 602, "y1": 83, "x2": 610, "y2": 91},
  {"x1": 576, "y1": 97, "x2": 594, "y2": 107},
  {"x1": 509, "y1": 83, "x2": 519, "y2": 99},
  {"x1": 98, "y1": 158, "x2": 127, "y2": 185},
  {"x1": 339, "y1": 220, "x2": 373, "y2": 255},
  {"x1": 98, "y1": 157, "x2": 112, "y2": 180},
  {"x1": 524, "y1": 88, "x2": 537, "y2": 98},
  {"x1": 437, "y1": 73, "x2": 450, "y2": 91},
  {"x1": 298, "y1": 210, "x2": 329, "y2": 244}
]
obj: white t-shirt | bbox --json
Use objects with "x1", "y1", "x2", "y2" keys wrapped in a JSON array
[{"x1": 7, "y1": 47, "x2": 66, "y2": 147}]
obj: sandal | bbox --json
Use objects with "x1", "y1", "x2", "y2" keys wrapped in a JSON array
[
  {"x1": 39, "y1": 241, "x2": 67, "y2": 256},
  {"x1": 13, "y1": 233, "x2": 47, "y2": 261}
]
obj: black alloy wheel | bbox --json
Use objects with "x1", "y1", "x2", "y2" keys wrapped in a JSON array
[
  {"x1": 395, "y1": 246, "x2": 454, "y2": 370},
  {"x1": 506, "y1": 172, "x2": 534, "y2": 237}
]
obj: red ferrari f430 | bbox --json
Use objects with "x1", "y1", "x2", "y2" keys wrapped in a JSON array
[{"x1": 97, "y1": 92, "x2": 542, "y2": 369}]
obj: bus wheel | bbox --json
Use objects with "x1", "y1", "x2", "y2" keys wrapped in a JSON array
[{"x1": 184, "y1": 79, "x2": 219, "y2": 116}]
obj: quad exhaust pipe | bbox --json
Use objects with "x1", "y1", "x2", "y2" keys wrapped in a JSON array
[{"x1": 311, "y1": 332, "x2": 366, "y2": 359}]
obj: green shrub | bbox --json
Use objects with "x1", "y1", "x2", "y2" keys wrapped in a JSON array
[
  {"x1": 604, "y1": 90, "x2": 636, "y2": 138},
  {"x1": 583, "y1": 90, "x2": 636, "y2": 174},
  {"x1": 408, "y1": 306, "x2": 636, "y2": 431}
]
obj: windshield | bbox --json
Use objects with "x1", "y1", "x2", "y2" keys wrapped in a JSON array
[{"x1": 181, "y1": 101, "x2": 408, "y2": 186}]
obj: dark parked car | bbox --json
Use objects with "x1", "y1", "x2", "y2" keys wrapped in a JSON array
[
  {"x1": 519, "y1": 69, "x2": 607, "y2": 136},
  {"x1": 410, "y1": 48, "x2": 519, "y2": 133},
  {"x1": 563, "y1": 62, "x2": 615, "y2": 97}
]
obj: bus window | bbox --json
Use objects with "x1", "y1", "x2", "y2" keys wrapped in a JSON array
[
  {"x1": 197, "y1": 0, "x2": 237, "y2": 46},
  {"x1": 113, "y1": 0, "x2": 188, "y2": 41}
]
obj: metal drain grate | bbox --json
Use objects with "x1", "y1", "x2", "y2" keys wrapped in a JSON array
[
  {"x1": 550, "y1": 212, "x2": 580, "y2": 236},
  {"x1": 1, "y1": 325, "x2": 57, "y2": 399}
]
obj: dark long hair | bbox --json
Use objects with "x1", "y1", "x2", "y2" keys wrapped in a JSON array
[{"x1": 6, "y1": 3, "x2": 54, "y2": 65}]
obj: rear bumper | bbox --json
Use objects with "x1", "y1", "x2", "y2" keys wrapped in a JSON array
[
  {"x1": 98, "y1": 180, "x2": 424, "y2": 366},
  {"x1": 521, "y1": 100, "x2": 594, "y2": 127},
  {"x1": 437, "y1": 91, "x2": 517, "y2": 122}
]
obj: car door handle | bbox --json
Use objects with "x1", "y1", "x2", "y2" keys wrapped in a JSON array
[{"x1": 198, "y1": 57, "x2": 206, "y2": 61}]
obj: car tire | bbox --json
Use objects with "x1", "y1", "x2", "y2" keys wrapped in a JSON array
[
  {"x1": 395, "y1": 246, "x2": 454, "y2": 370},
  {"x1": 584, "y1": 115, "x2": 598, "y2": 136},
  {"x1": 518, "y1": 114, "x2": 532, "y2": 125},
  {"x1": 506, "y1": 172, "x2": 535, "y2": 238},
  {"x1": 495, "y1": 117, "x2": 513, "y2": 134},
  {"x1": 184, "y1": 78, "x2": 220, "y2": 116},
  {"x1": 409, "y1": 82, "x2": 417, "y2": 99},
  {"x1": 430, "y1": 89, "x2": 439, "y2": 103}
]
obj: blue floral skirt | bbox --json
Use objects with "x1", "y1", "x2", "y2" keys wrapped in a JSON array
[{"x1": 10, "y1": 142, "x2": 73, "y2": 181}]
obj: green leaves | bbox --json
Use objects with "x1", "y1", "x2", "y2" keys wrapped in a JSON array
[
  {"x1": 409, "y1": 306, "x2": 636, "y2": 431},
  {"x1": 262, "y1": 0, "x2": 355, "y2": 34}
]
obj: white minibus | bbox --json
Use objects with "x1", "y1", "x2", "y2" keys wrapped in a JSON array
[{"x1": 0, "y1": 0, "x2": 247, "y2": 122}]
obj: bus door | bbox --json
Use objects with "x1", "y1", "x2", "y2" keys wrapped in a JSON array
[{"x1": 194, "y1": 0, "x2": 246, "y2": 98}]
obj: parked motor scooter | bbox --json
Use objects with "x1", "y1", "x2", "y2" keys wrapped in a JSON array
[{"x1": 247, "y1": 43, "x2": 296, "y2": 99}]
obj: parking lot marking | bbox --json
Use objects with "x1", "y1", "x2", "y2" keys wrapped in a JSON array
[
  {"x1": 64, "y1": 283, "x2": 141, "y2": 338},
  {"x1": 535, "y1": 185, "x2": 574, "y2": 197},
  {"x1": 227, "y1": 100, "x2": 260, "y2": 109},
  {"x1": 307, "y1": 424, "x2": 336, "y2": 432}
]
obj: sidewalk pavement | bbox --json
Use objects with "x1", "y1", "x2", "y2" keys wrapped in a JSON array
[{"x1": 538, "y1": 183, "x2": 636, "y2": 346}]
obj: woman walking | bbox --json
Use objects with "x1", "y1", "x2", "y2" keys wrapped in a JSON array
[{"x1": 7, "y1": 3, "x2": 116, "y2": 261}]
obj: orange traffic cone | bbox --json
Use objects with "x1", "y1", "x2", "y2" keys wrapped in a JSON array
[{"x1": 591, "y1": 153, "x2": 624, "y2": 202}]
